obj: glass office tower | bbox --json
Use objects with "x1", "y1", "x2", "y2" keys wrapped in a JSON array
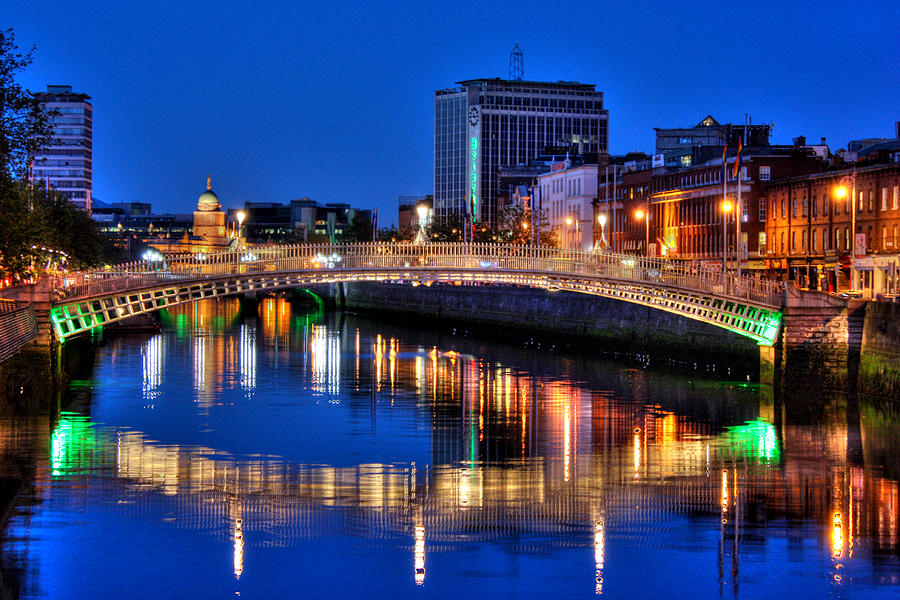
[
  {"x1": 434, "y1": 78, "x2": 608, "y2": 224},
  {"x1": 32, "y1": 85, "x2": 93, "y2": 212}
]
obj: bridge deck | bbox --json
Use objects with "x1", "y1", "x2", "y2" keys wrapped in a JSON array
[{"x1": 48, "y1": 243, "x2": 784, "y2": 345}]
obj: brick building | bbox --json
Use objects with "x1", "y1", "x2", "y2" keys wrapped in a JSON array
[{"x1": 765, "y1": 164, "x2": 900, "y2": 296}]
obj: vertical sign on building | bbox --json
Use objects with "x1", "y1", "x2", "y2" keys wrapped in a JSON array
[{"x1": 467, "y1": 105, "x2": 481, "y2": 222}]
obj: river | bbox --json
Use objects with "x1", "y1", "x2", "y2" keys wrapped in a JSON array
[{"x1": 0, "y1": 296, "x2": 898, "y2": 599}]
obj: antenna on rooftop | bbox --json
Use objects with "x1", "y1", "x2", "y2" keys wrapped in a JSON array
[{"x1": 509, "y1": 43, "x2": 524, "y2": 80}]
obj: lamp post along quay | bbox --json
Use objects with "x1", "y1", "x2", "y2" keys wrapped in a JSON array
[{"x1": 834, "y1": 170, "x2": 857, "y2": 292}]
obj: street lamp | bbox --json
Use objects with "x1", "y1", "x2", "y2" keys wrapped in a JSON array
[
  {"x1": 634, "y1": 208, "x2": 650, "y2": 257},
  {"x1": 721, "y1": 200, "x2": 733, "y2": 273},
  {"x1": 597, "y1": 214, "x2": 608, "y2": 251},
  {"x1": 236, "y1": 210, "x2": 246, "y2": 245},
  {"x1": 413, "y1": 204, "x2": 429, "y2": 245},
  {"x1": 834, "y1": 170, "x2": 857, "y2": 292}
]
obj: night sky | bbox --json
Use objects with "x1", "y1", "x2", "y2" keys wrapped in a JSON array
[{"x1": 7, "y1": 0, "x2": 899, "y2": 222}]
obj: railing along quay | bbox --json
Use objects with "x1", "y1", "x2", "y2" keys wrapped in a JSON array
[
  {"x1": 0, "y1": 300, "x2": 40, "y2": 363},
  {"x1": 50, "y1": 243, "x2": 784, "y2": 308}
]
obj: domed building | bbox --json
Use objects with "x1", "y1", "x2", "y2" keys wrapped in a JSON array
[
  {"x1": 145, "y1": 175, "x2": 237, "y2": 255},
  {"x1": 193, "y1": 175, "x2": 227, "y2": 239}
]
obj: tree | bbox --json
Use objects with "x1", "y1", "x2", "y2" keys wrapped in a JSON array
[
  {"x1": 341, "y1": 211, "x2": 374, "y2": 242},
  {"x1": 0, "y1": 30, "x2": 116, "y2": 282},
  {"x1": 0, "y1": 29, "x2": 52, "y2": 182}
]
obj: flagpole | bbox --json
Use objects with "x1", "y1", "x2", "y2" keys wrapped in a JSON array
[
  {"x1": 736, "y1": 172, "x2": 742, "y2": 275},
  {"x1": 735, "y1": 139, "x2": 743, "y2": 275},
  {"x1": 722, "y1": 146, "x2": 728, "y2": 274}
]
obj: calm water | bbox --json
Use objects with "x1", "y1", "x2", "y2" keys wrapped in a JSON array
[{"x1": 1, "y1": 297, "x2": 899, "y2": 599}]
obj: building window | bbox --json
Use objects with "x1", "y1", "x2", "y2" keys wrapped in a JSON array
[
  {"x1": 759, "y1": 232, "x2": 767, "y2": 254},
  {"x1": 812, "y1": 229, "x2": 818, "y2": 253},
  {"x1": 780, "y1": 232, "x2": 785, "y2": 253},
  {"x1": 883, "y1": 225, "x2": 889, "y2": 249},
  {"x1": 882, "y1": 187, "x2": 889, "y2": 211},
  {"x1": 835, "y1": 228, "x2": 841, "y2": 251},
  {"x1": 845, "y1": 228, "x2": 850, "y2": 251},
  {"x1": 812, "y1": 195, "x2": 818, "y2": 219},
  {"x1": 759, "y1": 166, "x2": 771, "y2": 180},
  {"x1": 792, "y1": 231, "x2": 797, "y2": 251},
  {"x1": 802, "y1": 195, "x2": 808, "y2": 218},
  {"x1": 823, "y1": 194, "x2": 829, "y2": 216},
  {"x1": 759, "y1": 199, "x2": 766, "y2": 222},
  {"x1": 802, "y1": 229, "x2": 807, "y2": 250},
  {"x1": 781, "y1": 197, "x2": 786, "y2": 218},
  {"x1": 868, "y1": 190, "x2": 874, "y2": 212},
  {"x1": 893, "y1": 185, "x2": 899, "y2": 210}
]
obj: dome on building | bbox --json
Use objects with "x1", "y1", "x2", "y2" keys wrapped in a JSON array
[{"x1": 197, "y1": 174, "x2": 221, "y2": 211}]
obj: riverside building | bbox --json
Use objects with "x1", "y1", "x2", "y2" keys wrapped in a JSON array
[
  {"x1": 434, "y1": 78, "x2": 608, "y2": 225},
  {"x1": 32, "y1": 85, "x2": 93, "y2": 212}
]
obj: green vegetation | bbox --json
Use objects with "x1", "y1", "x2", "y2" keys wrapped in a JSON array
[{"x1": 0, "y1": 29, "x2": 117, "y2": 284}]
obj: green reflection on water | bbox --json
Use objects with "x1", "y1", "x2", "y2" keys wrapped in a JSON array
[
  {"x1": 50, "y1": 412, "x2": 106, "y2": 476},
  {"x1": 722, "y1": 419, "x2": 780, "y2": 463}
]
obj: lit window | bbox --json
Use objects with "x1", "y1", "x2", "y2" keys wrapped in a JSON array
[
  {"x1": 882, "y1": 187, "x2": 889, "y2": 211},
  {"x1": 759, "y1": 166, "x2": 771, "y2": 181}
]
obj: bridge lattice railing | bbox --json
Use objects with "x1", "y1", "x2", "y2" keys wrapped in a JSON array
[{"x1": 51, "y1": 243, "x2": 785, "y2": 307}]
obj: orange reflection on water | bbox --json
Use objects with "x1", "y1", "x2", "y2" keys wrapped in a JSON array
[{"x1": 414, "y1": 523, "x2": 426, "y2": 585}]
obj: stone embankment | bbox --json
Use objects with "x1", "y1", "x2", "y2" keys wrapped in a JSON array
[{"x1": 336, "y1": 282, "x2": 761, "y2": 375}]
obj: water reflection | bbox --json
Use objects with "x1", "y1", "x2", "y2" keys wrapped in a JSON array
[{"x1": 1, "y1": 297, "x2": 899, "y2": 598}]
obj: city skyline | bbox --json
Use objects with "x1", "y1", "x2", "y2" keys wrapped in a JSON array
[{"x1": 7, "y1": 0, "x2": 899, "y2": 221}]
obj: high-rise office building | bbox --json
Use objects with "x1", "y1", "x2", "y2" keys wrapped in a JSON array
[
  {"x1": 434, "y1": 78, "x2": 608, "y2": 224},
  {"x1": 32, "y1": 85, "x2": 93, "y2": 212}
]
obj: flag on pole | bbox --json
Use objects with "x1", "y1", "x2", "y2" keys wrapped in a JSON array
[{"x1": 733, "y1": 138, "x2": 743, "y2": 178}]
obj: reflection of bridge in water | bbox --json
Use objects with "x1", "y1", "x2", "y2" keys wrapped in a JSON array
[
  {"x1": 49, "y1": 406, "x2": 898, "y2": 590},
  {"x1": 47, "y1": 243, "x2": 784, "y2": 344}
]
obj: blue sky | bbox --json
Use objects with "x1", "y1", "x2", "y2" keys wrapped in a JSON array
[{"x1": 7, "y1": 0, "x2": 899, "y2": 222}]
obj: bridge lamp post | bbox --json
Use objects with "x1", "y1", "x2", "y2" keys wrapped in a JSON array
[
  {"x1": 834, "y1": 171, "x2": 857, "y2": 292},
  {"x1": 721, "y1": 200, "x2": 733, "y2": 274},
  {"x1": 634, "y1": 209, "x2": 649, "y2": 257},
  {"x1": 413, "y1": 204, "x2": 429, "y2": 245},
  {"x1": 597, "y1": 214, "x2": 607, "y2": 251},
  {"x1": 236, "y1": 211, "x2": 246, "y2": 247}
]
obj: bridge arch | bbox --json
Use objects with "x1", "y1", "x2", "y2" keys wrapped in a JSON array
[{"x1": 48, "y1": 243, "x2": 784, "y2": 345}]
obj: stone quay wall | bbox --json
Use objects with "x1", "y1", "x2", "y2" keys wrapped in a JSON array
[
  {"x1": 859, "y1": 301, "x2": 900, "y2": 399},
  {"x1": 336, "y1": 282, "x2": 760, "y2": 373}
]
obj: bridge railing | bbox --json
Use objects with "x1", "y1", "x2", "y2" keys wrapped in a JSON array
[{"x1": 51, "y1": 243, "x2": 785, "y2": 307}]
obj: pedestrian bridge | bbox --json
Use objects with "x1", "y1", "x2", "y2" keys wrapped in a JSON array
[{"x1": 48, "y1": 242, "x2": 784, "y2": 345}]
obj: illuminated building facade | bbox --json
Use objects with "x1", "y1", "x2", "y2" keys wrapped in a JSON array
[
  {"x1": 434, "y1": 78, "x2": 608, "y2": 225},
  {"x1": 764, "y1": 163, "x2": 900, "y2": 295},
  {"x1": 605, "y1": 148, "x2": 826, "y2": 269},
  {"x1": 536, "y1": 161, "x2": 598, "y2": 250},
  {"x1": 32, "y1": 85, "x2": 93, "y2": 212}
]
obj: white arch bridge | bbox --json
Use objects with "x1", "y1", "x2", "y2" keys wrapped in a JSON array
[{"x1": 49, "y1": 243, "x2": 784, "y2": 345}]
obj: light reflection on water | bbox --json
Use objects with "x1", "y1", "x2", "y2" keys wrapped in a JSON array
[{"x1": 0, "y1": 296, "x2": 898, "y2": 599}]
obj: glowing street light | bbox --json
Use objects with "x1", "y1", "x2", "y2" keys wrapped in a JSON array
[
  {"x1": 722, "y1": 199, "x2": 733, "y2": 273},
  {"x1": 834, "y1": 170, "x2": 857, "y2": 292},
  {"x1": 236, "y1": 210, "x2": 247, "y2": 244},
  {"x1": 414, "y1": 204, "x2": 429, "y2": 245},
  {"x1": 634, "y1": 207, "x2": 650, "y2": 257},
  {"x1": 596, "y1": 213, "x2": 608, "y2": 251}
]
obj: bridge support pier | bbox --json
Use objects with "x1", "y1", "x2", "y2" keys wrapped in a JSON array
[
  {"x1": 238, "y1": 294, "x2": 261, "y2": 319},
  {"x1": 759, "y1": 344, "x2": 780, "y2": 387}
]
